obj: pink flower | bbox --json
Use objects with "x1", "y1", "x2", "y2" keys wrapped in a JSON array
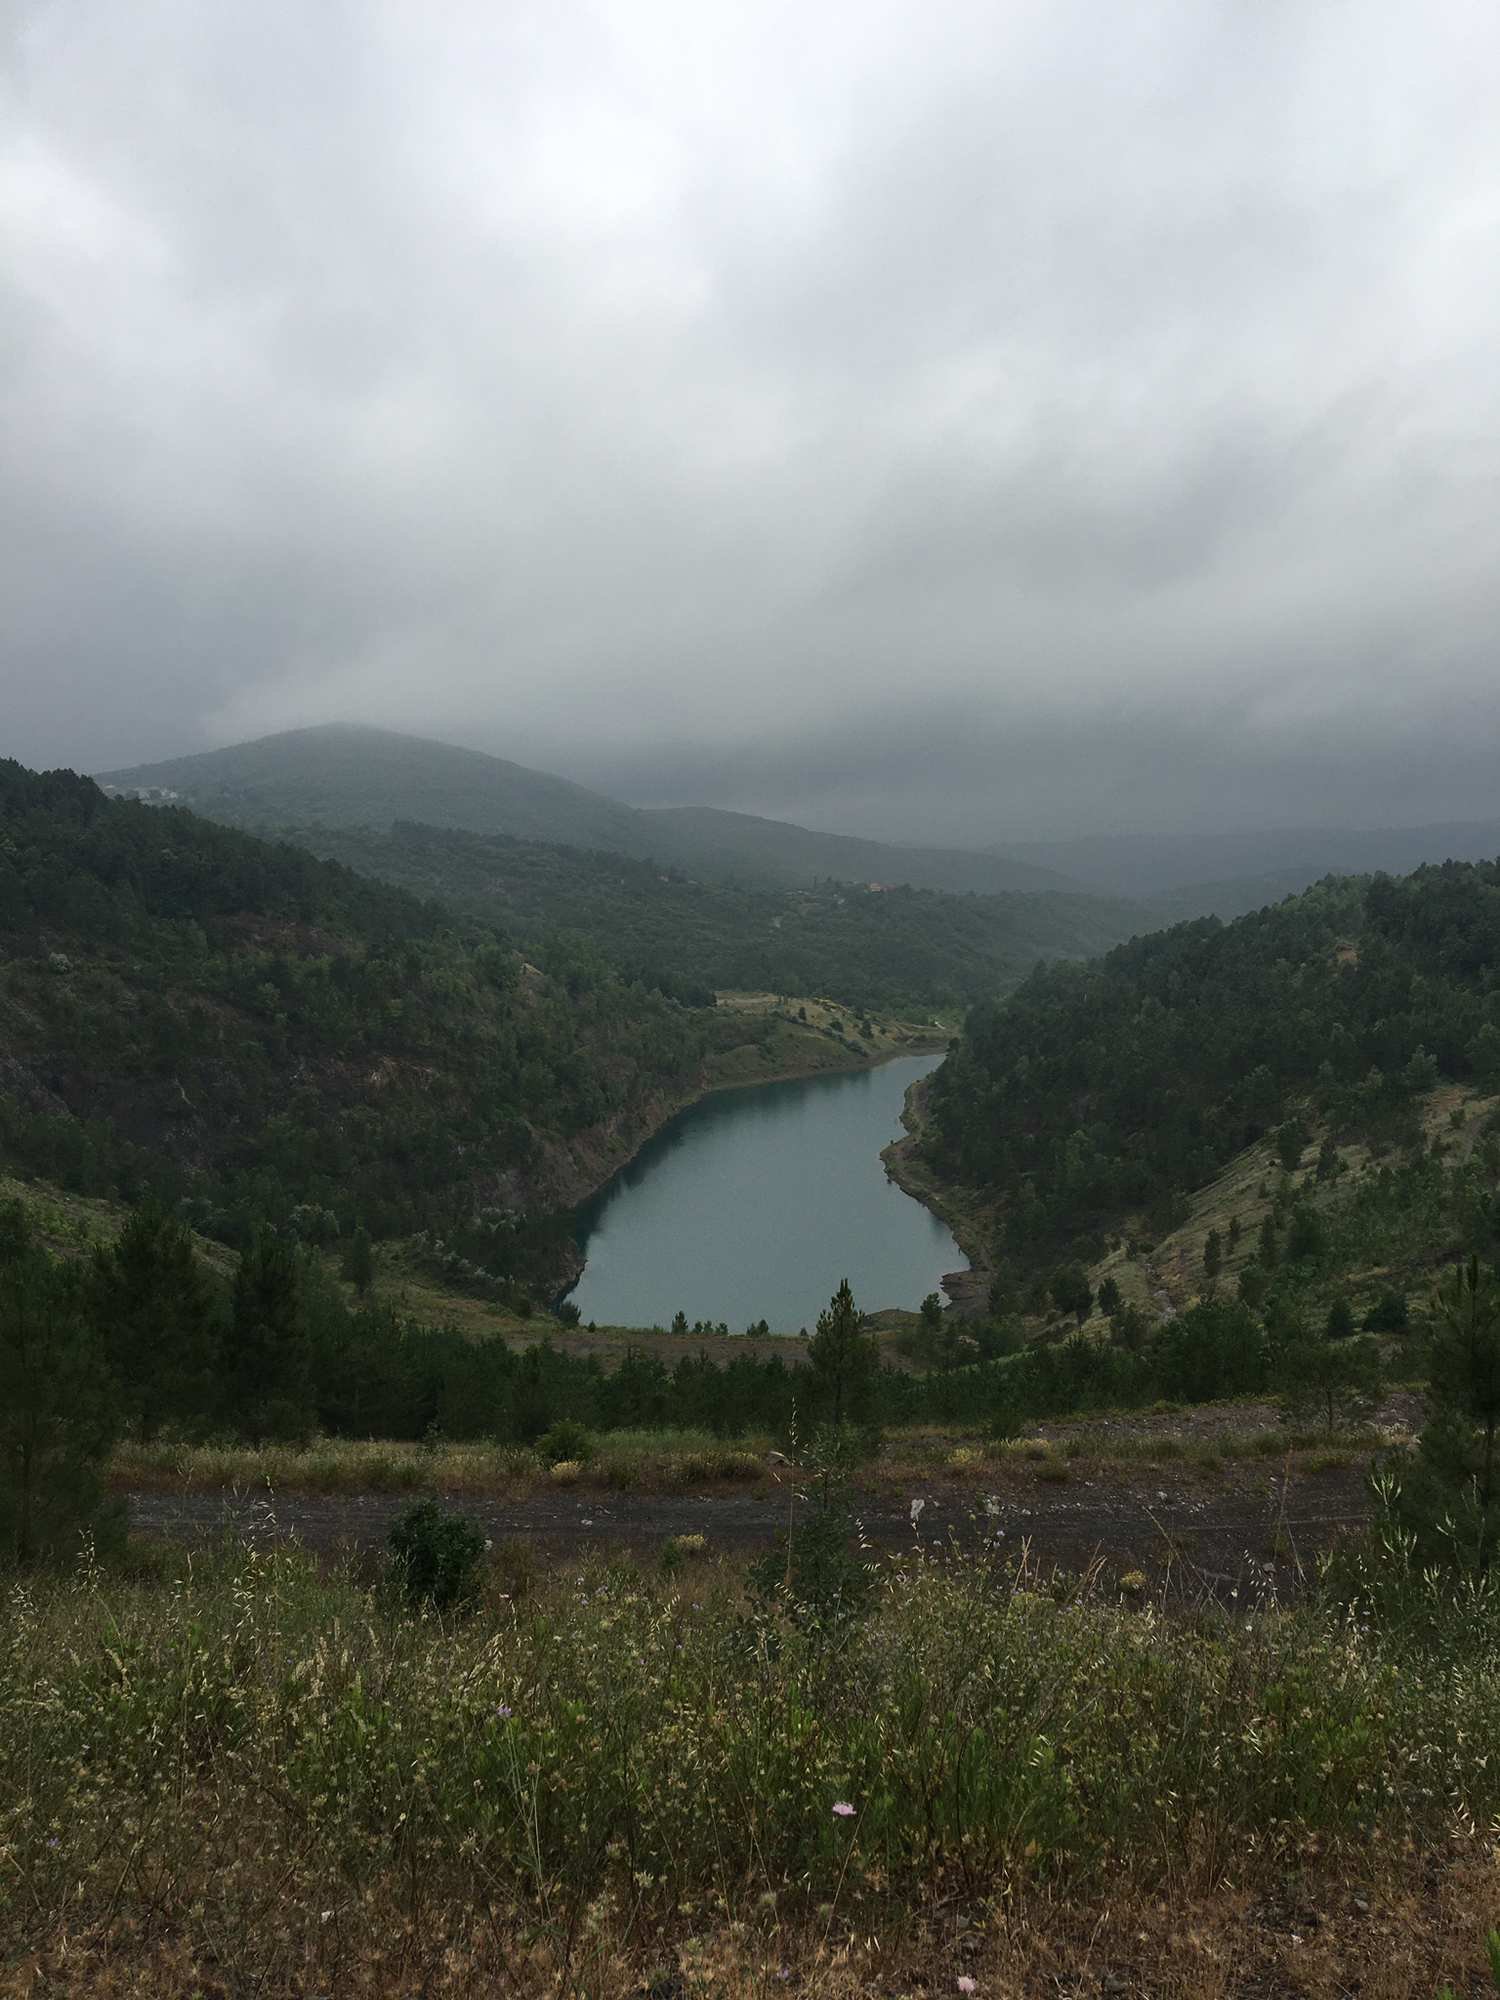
[
  {"x1": 957, "y1": 1980, "x2": 977, "y2": 1995},
  {"x1": 831, "y1": 1801, "x2": 856, "y2": 1818}
]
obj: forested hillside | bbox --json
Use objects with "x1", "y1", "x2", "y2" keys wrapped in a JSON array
[
  {"x1": 0, "y1": 762, "x2": 738, "y2": 1286},
  {"x1": 926, "y1": 862, "x2": 1500, "y2": 1276},
  {"x1": 278, "y1": 818, "x2": 1139, "y2": 1011}
]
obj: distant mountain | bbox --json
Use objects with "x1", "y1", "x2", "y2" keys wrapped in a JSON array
[
  {"x1": 1144, "y1": 870, "x2": 1361, "y2": 926},
  {"x1": 100, "y1": 725, "x2": 1086, "y2": 898},
  {"x1": 640, "y1": 804, "x2": 1082, "y2": 896},
  {"x1": 998, "y1": 821, "x2": 1500, "y2": 903},
  {"x1": 100, "y1": 723, "x2": 643, "y2": 854}
]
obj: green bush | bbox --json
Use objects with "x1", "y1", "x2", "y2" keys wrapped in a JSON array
[
  {"x1": 386, "y1": 1500, "x2": 487, "y2": 1612},
  {"x1": 535, "y1": 1418, "x2": 595, "y2": 1466},
  {"x1": 749, "y1": 1503, "x2": 872, "y2": 1630}
]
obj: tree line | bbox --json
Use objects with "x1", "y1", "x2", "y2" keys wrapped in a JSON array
[{"x1": 5, "y1": 1194, "x2": 1498, "y2": 1574}]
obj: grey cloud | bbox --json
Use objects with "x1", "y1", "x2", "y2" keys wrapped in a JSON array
[{"x1": 2, "y1": 0, "x2": 1499, "y2": 843}]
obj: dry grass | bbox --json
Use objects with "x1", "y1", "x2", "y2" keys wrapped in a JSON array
[
  {"x1": 108, "y1": 1412, "x2": 1396, "y2": 1505},
  {"x1": 5, "y1": 1539, "x2": 1500, "y2": 1998},
  {"x1": 109, "y1": 1428, "x2": 773, "y2": 1498},
  {"x1": 4, "y1": 1860, "x2": 1497, "y2": 1997}
]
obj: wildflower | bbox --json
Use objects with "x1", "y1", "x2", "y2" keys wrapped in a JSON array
[
  {"x1": 957, "y1": 1980, "x2": 977, "y2": 1994},
  {"x1": 495, "y1": 1703, "x2": 513, "y2": 1720},
  {"x1": 832, "y1": 1801, "x2": 856, "y2": 1818},
  {"x1": 910, "y1": 1498, "x2": 926, "y2": 1526}
]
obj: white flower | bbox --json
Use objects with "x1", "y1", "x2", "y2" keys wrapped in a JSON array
[{"x1": 910, "y1": 1498, "x2": 926, "y2": 1526}]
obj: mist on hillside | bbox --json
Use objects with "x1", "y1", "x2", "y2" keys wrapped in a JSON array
[{"x1": 6, "y1": 3, "x2": 1500, "y2": 847}]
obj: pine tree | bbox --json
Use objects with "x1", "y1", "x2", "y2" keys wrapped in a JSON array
[
  {"x1": 225, "y1": 1228, "x2": 314, "y2": 1444},
  {"x1": 805, "y1": 1279, "x2": 878, "y2": 1430},
  {"x1": 1324, "y1": 1295, "x2": 1356, "y2": 1341},
  {"x1": 0, "y1": 1204, "x2": 121, "y2": 1567},
  {"x1": 89, "y1": 1203, "x2": 219, "y2": 1439},
  {"x1": 1400, "y1": 1257, "x2": 1500, "y2": 1570},
  {"x1": 1258, "y1": 1213, "x2": 1279, "y2": 1269},
  {"x1": 1050, "y1": 1265, "x2": 1093, "y2": 1325},
  {"x1": 342, "y1": 1225, "x2": 376, "y2": 1297},
  {"x1": 1238, "y1": 1264, "x2": 1269, "y2": 1309},
  {"x1": 1274, "y1": 1118, "x2": 1310, "y2": 1172},
  {"x1": 1286, "y1": 1203, "x2": 1327, "y2": 1263},
  {"x1": 1279, "y1": 1330, "x2": 1382, "y2": 1435}
]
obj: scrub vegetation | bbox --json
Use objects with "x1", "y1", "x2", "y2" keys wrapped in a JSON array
[{"x1": 5, "y1": 1520, "x2": 1500, "y2": 1995}]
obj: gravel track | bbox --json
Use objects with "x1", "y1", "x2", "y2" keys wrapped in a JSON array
[{"x1": 127, "y1": 1457, "x2": 1373, "y2": 1604}]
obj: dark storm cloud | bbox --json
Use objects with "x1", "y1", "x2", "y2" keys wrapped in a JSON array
[{"x1": 3, "y1": 0, "x2": 1498, "y2": 837}]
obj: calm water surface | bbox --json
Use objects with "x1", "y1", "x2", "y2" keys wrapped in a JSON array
[{"x1": 567, "y1": 1052, "x2": 963, "y2": 1331}]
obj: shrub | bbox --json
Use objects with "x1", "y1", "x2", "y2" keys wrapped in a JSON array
[
  {"x1": 549, "y1": 1459, "x2": 583, "y2": 1485},
  {"x1": 1364, "y1": 1287, "x2": 1410, "y2": 1333},
  {"x1": 536, "y1": 1419, "x2": 595, "y2": 1466},
  {"x1": 749, "y1": 1504, "x2": 871, "y2": 1629},
  {"x1": 386, "y1": 1500, "x2": 487, "y2": 1612}
]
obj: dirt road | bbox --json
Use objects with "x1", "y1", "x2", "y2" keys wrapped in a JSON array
[{"x1": 127, "y1": 1454, "x2": 1372, "y2": 1604}]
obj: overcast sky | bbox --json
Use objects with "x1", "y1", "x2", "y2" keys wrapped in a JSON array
[{"x1": 3, "y1": 1, "x2": 1498, "y2": 841}]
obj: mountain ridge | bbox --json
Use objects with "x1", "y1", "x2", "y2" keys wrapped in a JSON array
[
  {"x1": 99, "y1": 724, "x2": 1085, "y2": 897},
  {"x1": 1000, "y1": 819, "x2": 1500, "y2": 902}
]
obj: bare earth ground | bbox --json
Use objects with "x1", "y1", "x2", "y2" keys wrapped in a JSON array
[
  {"x1": 126, "y1": 1467, "x2": 1364, "y2": 1602},
  {"x1": 127, "y1": 1396, "x2": 1408, "y2": 1604}
]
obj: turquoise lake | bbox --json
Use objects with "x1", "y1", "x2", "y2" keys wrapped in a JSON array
[{"x1": 566, "y1": 1051, "x2": 964, "y2": 1331}]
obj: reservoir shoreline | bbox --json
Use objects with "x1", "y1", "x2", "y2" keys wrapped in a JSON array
[
  {"x1": 881, "y1": 1071, "x2": 995, "y2": 1317},
  {"x1": 563, "y1": 1045, "x2": 969, "y2": 1329},
  {"x1": 539, "y1": 1031, "x2": 955, "y2": 1303}
]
